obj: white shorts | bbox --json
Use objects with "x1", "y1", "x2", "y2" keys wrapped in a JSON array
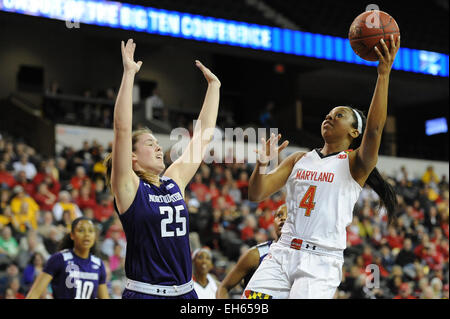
[{"x1": 242, "y1": 241, "x2": 343, "y2": 299}]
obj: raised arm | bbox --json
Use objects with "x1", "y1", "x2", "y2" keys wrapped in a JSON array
[
  {"x1": 111, "y1": 39, "x2": 142, "y2": 214},
  {"x1": 165, "y1": 61, "x2": 220, "y2": 193},
  {"x1": 350, "y1": 35, "x2": 400, "y2": 183},
  {"x1": 248, "y1": 134, "x2": 300, "y2": 202}
]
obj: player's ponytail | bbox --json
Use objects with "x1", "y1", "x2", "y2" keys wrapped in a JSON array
[{"x1": 349, "y1": 108, "x2": 398, "y2": 225}]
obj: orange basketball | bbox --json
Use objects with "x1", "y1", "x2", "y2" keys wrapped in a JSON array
[{"x1": 348, "y1": 10, "x2": 400, "y2": 61}]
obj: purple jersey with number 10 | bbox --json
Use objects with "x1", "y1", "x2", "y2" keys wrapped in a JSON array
[
  {"x1": 43, "y1": 249, "x2": 106, "y2": 299},
  {"x1": 116, "y1": 177, "x2": 192, "y2": 288}
]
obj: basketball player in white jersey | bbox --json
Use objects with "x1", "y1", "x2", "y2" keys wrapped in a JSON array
[
  {"x1": 192, "y1": 248, "x2": 219, "y2": 299},
  {"x1": 242, "y1": 35, "x2": 400, "y2": 299}
]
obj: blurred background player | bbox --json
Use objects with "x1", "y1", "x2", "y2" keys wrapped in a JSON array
[
  {"x1": 192, "y1": 247, "x2": 219, "y2": 299},
  {"x1": 25, "y1": 217, "x2": 109, "y2": 299},
  {"x1": 243, "y1": 35, "x2": 401, "y2": 299},
  {"x1": 216, "y1": 204, "x2": 287, "y2": 298},
  {"x1": 105, "y1": 39, "x2": 221, "y2": 299}
]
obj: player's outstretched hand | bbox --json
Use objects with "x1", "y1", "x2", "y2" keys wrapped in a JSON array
[
  {"x1": 256, "y1": 133, "x2": 289, "y2": 165},
  {"x1": 375, "y1": 34, "x2": 400, "y2": 76},
  {"x1": 121, "y1": 38, "x2": 143, "y2": 74},
  {"x1": 195, "y1": 60, "x2": 221, "y2": 87}
]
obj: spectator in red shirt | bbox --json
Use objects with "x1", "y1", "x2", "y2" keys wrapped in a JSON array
[
  {"x1": 33, "y1": 183, "x2": 57, "y2": 212},
  {"x1": 220, "y1": 185, "x2": 235, "y2": 207},
  {"x1": 393, "y1": 283, "x2": 416, "y2": 299},
  {"x1": 258, "y1": 208, "x2": 274, "y2": 230},
  {"x1": 372, "y1": 255, "x2": 389, "y2": 278},
  {"x1": 104, "y1": 223, "x2": 126, "y2": 241},
  {"x1": 13, "y1": 171, "x2": 35, "y2": 196},
  {"x1": 240, "y1": 214, "x2": 257, "y2": 244},
  {"x1": 422, "y1": 243, "x2": 444, "y2": 271},
  {"x1": 31, "y1": 161, "x2": 49, "y2": 187},
  {"x1": 256, "y1": 197, "x2": 276, "y2": 216},
  {"x1": 411, "y1": 200, "x2": 425, "y2": 221},
  {"x1": 213, "y1": 195, "x2": 235, "y2": 211},
  {"x1": 0, "y1": 161, "x2": 15, "y2": 188},
  {"x1": 441, "y1": 216, "x2": 449, "y2": 239},
  {"x1": 272, "y1": 193, "x2": 285, "y2": 210},
  {"x1": 385, "y1": 226, "x2": 403, "y2": 249},
  {"x1": 32, "y1": 161, "x2": 61, "y2": 196},
  {"x1": 208, "y1": 181, "x2": 220, "y2": 202},
  {"x1": 236, "y1": 171, "x2": 249, "y2": 200},
  {"x1": 5, "y1": 277, "x2": 25, "y2": 299},
  {"x1": 190, "y1": 173, "x2": 209, "y2": 202},
  {"x1": 414, "y1": 234, "x2": 431, "y2": 259},
  {"x1": 431, "y1": 227, "x2": 444, "y2": 244},
  {"x1": 362, "y1": 245, "x2": 373, "y2": 267},
  {"x1": 76, "y1": 185, "x2": 98, "y2": 212},
  {"x1": 70, "y1": 166, "x2": 91, "y2": 190},
  {"x1": 436, "y1": 238, "x2": 449, "y2": 261},
  {"x1": 94, "y1": 195, "x2": 114, "y2": 223}
]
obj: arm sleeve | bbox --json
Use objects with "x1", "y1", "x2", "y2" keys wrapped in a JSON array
[{"x1": 43, "y1": 252, "x2": 63, "y2": 277}]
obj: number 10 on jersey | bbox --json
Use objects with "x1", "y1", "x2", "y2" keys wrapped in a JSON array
[{"x1": 299, "y1": 185, "x2": 317, "y2": 217}]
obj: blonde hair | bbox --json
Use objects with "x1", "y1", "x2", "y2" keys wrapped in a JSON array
[{"x1": 104, "y1": 127, "x2": 160, "y2": 189}]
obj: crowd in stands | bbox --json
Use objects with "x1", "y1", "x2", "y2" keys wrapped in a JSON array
[{"x1": 0, "y1": 131, "x2": 448, "y2": 299}]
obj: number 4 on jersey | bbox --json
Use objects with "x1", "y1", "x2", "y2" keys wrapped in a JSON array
[{"x1": 299, "y1": 185, "x2": 317, "y2": 217}]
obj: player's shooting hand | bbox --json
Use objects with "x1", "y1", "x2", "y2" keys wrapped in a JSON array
[
  {"x1": 255, "y1": 133, "x2": 289, "y2": 166},
  {"x1": 195, "y1": 60, "x2": 221, "y2": 87},
  {"x1": 375, "y1": 34, "x2": 400, "y2": 76},
  {"x1": 121, "y1": 39, "x2": 143, "y2": 74}
]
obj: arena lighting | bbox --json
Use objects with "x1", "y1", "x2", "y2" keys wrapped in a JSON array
[
  {"x1": 425, "y1": 117, "x2": 448, "y2": 136},
  {"x1": 0, "y1": 0, "x2": 448, "y2": 77}
]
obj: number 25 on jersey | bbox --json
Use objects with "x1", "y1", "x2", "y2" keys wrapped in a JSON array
[
  {"x1": 299, "y1": 185, "x2": 317, "y2": 217},
  {"x1": 160, "y1": 205, "x2": 187, "y2": 237}
]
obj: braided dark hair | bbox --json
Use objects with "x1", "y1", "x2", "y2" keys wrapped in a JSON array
[{"x1": 349, "y1": 107, "x2": 398, "y2": 225}]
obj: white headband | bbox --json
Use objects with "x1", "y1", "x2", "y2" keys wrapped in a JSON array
[
  {"x1": 352, "y1": 109, "x2": 363, "y2": 134},
  {"x1": 192, "y1": 248, "x2": 212, "y2": 260}
]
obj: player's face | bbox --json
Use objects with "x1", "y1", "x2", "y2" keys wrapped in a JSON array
[
  {"x1": 133, "y1": 133, "x2": 165, "y2": 175},
  {"x1": 193, "y1": 252, "x2": 213, "y2": 275},
  {"x1": 71, "y1": 220, "x2": 96, "y2": 251},
  {"x1": 321, "y1": 107, "x2": 358, "y2": 142},
  {"x1": 273, "y1": 205, "x2": 287, "y2": 238}
]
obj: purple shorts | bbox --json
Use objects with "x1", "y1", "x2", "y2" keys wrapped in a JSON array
[{"x1": 122, "y1": 288, "x2": 198, "y2": 299}]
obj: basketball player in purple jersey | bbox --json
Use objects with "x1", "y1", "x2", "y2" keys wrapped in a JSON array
[
  {"x1": 104, "y1": 39, "x2": 220, "y2": 299},
  {"x1": 26, "y1": 217, "x2": 109, "y2": 299}
]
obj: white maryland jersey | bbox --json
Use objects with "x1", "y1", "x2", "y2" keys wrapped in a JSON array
[
  {"x1": 194, "y1": 274, "x2": 218, "y2": 299},
  {"x1": 283, "y1": 149, "x2": 362, "y2": 250}
]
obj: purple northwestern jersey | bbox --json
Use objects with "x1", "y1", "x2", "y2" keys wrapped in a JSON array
[
  {"x1": 43, "y1": 249, "x2": 106, "y2": 299},
  {"x1": 116, "y1": 177, "x2": 192, "y2": 286}
]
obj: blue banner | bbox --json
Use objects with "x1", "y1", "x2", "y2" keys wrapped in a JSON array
[{"x1": 1, "y1": 0, "x2": 448, "y2": 77}]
